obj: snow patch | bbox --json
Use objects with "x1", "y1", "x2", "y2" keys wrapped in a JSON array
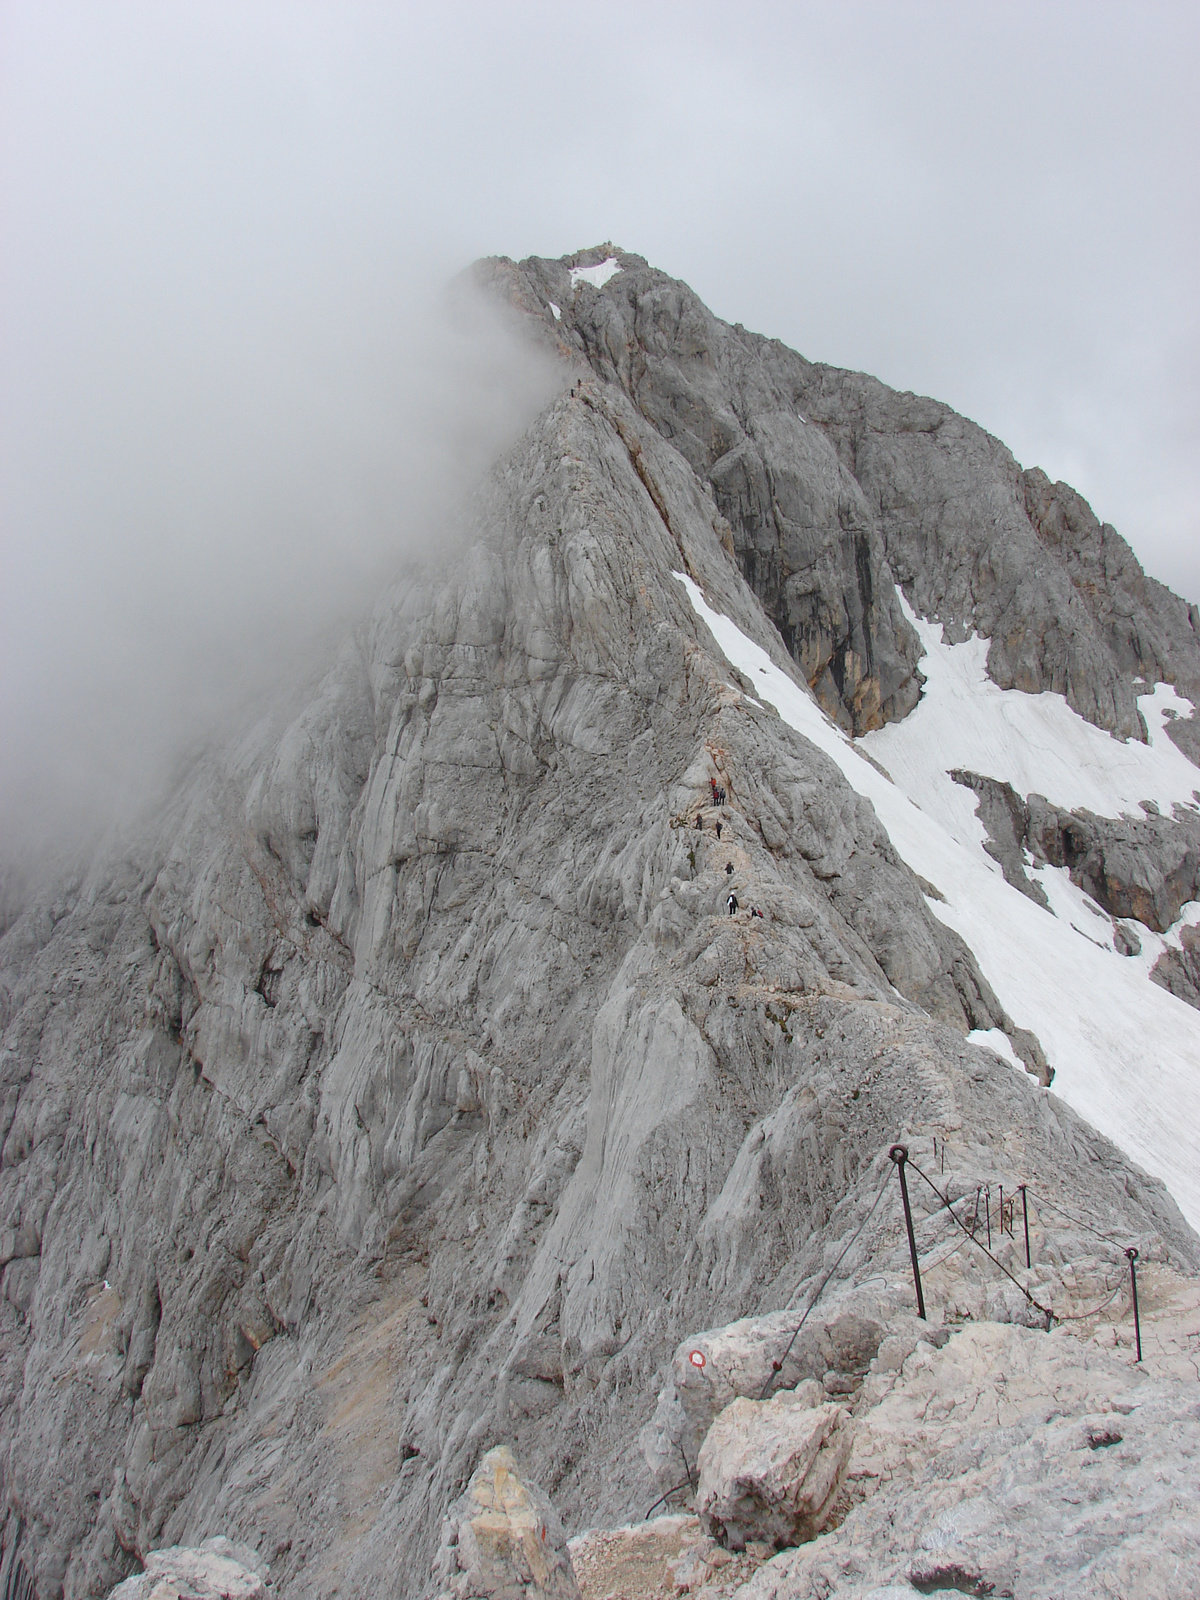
[
  {"x1": 570, "y1": 257, "x2": 622, "y2": 291},
  {"x1": 967, "y1": 1029, "x2": 1025, "y2": 1072},
  {"x1": 674, "y1": 571, "x2": 1200, "y2": 1230},
  {"x1": 548, "y1": 301, "x2": 561, "y2": 321},
  {"x1": 865, "y1": 598, "x2": 1200, "y2": 831}
]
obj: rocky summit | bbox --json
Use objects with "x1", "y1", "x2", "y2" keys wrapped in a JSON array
[{"x1": 2, "y1": 246, "x2": 1199, "y2": 1600}]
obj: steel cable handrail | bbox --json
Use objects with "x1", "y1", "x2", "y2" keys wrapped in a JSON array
[{"x1": 758, "y1": 1165, "x2": 893, "y2": 1400}]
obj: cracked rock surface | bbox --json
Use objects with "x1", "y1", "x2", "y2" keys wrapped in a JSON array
[
  {"x1": 736, "y1": 1270, "x2": 1200, "y2": 1600},
  {"x1": 486, "y1": 248, "x2": 1200, "y2": 750},
  {"x1": 1, "y1": 247, "x2": 1199, "y2": 1600}
]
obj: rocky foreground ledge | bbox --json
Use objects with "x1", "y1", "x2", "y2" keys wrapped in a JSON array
[
  {"x1": 527, "y1": 1266, "x2": 1200, "y2": 1600},
  {"x1": 114, "y1": 1266, "x2": 1199, "y2": 1600}
]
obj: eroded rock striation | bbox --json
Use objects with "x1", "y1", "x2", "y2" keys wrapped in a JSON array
[
  {"x1": 487, "y1": 248, "x2": 1200, "y2": 748},
  {"x1": 1, "y1": 246, "x2": 1198, "y2": 1600}
]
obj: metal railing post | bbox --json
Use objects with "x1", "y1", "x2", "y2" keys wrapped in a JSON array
[
  {"x1": 890, "y1": 1144, "x2": 926, "y2": 1320},
  {"x1": 1125, "y1": 1247, "x2": 1142, "y2": 1362}
]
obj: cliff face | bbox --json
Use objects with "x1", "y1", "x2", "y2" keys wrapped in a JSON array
[
  {"x1": 490, "y1": 249, "x2": 1200, "y2": 747},
  {"x1": 1, "y1": 250, "x2": 1198, "y2": 1600}
]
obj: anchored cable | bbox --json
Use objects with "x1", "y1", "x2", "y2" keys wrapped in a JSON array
[
  {"x1": 643, "y1": 1476, "x2": 693, "y2": 1521},
  {"x1": 905, "y1": 1156, "x2": 1055, "y2": 1323},
  {"x1": 1046, "y1": 1276, "x2": 1126, "y2": 1324},
  {"x1": 912, "y1": 1161, "x2": 1138, "y2": 1330},
  {"x1": 1024, "y1": 1189, "x2": 1136, "y2": 1251},
  {"x1": 758, "y1": 1164, "x2": 892, "y2": 1400}
]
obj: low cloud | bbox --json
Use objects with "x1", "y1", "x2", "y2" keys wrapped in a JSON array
[{"x1": 0, "y1": 249, "x2": 558, "y2": 857}]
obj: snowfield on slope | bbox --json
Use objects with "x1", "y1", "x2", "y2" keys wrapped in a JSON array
[
  {"x1": 866, "y1": 596, "x2": 1200, "y2": 853},
  {"x1": 675, "y1": 573, "x2": 1200, "y2": 1231}
]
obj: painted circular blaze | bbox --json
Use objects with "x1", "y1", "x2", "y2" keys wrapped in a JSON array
[{"x1": 688, "y1": 1349, "x2": 706, "y2": 1369}]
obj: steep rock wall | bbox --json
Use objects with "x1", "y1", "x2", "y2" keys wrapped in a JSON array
[
  {"x1": 488, "y1": 247, "x2": 1200, "y2": 751},
  {"x1": 1, "y1": 289, "x2": 1197, "y2": 1600}
]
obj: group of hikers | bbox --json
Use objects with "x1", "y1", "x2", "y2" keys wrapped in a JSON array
[{"x1": 694, "y1": 772, "x2": 764, "y2": 920}]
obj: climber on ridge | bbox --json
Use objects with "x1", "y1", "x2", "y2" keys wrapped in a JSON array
[{"x1": 727, "y1": 892, "x2": 738, "y2": 915}]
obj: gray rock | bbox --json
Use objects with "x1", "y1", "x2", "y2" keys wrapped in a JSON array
[
  {"x1": 480, "y1": 249, "x2": 925, "y2": 736},
  {"x1": 738, "y1": 1312, "x2": 1200, "y2": 1599},
  {"x1": 949, "y1": 771, "x2": 1048, "y2": 906},
  {"x1": 1150, "y1": 925, "x2": 1200, "y2": 1007},
  {"x1": 642, "y1": 1289, "x2": 911, "y2": 1485},
  {"x1": 695, "y1": 1391, "x2": 852, "y2": 1551},
  {"x1": 954, "y1": 767, "x2": 1200, "y2": 941},
  {"x1": 486, "y1": 249, "x2": 1200, "y2": 748},
  {"x1": 0, "y1": 246, "x2": 1198, "y2": 1600},
  {"x1": 1026, "y1": 796, "x2": 1200, "y2": 932},
  {"x1": 1023, "y1": 465, "x2": 1200, "y2": 753},
  {"x1": 431, "y1": 1447, "x2": 579, "y2": 1600},
  {"x1": 108, "y1": 1538, "x2": 267, "y2": 1600}
]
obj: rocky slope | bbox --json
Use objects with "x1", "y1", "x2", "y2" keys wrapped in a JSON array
[
  {"x1": 489, "y1": 249, "x2": 1200, "y2": 748},
  {"x1": 1, "y1": 248, "x2": 1198, "y2": 1600},
  {"x1": 568, "y1": 1264, "x2": 1200, "y2": 1600}
]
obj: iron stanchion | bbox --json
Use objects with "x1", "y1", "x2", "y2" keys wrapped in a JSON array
[
  {"x1": 1020, "y1": 1184, "x2": 1031, "y2": 1268},
  {"x1": 889, "y1": 1144, "x2": 926, "y2": 1320},
  {"x1": 1125, "y1": 1247, "x2": 1142, "y2": 1362}
]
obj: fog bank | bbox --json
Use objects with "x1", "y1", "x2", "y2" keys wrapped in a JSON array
[
  {"x1": 0, "y1": 4, "x2": 562, "y2": 856},
  {"x1": 2, "y1": 0, "x2": 1195, "y2": 858}
]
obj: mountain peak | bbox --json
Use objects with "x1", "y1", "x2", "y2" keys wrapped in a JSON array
[{"x1": 2, "y1": 247, "x2": 1199, "y2": 1600}]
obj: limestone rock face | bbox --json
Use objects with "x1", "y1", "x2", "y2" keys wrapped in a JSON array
[
  {"x1": 482, "y1": 252, "x2": 924, "y2": 735},
  {"x1": 488, "y1": 248, "x2": 1200, "y2": 749},
  {"x1": 107, "y1": 1539, "x2": 266, "y2": 1600},
  {"x1": 432, "y1": 1448, "x2": 579, "y2": 1600},
  {"x1": 1, "y1": 245, "x2": 1199, "y2": 1600},
  {"x1": 1022, "y1": 465, "x2": 1200, "y2": 757},
  {"x1": 695, "y1": 1391, "x2": 852, "y2": 1551},
  {"x1": 955, "y1": 764, "x2": 1200, "y2": 937},
  {"x1": 641, "y1": 1288, "x2": 910, "y2": 1484},
  {"x1": 1151, "y1": 926, "x2": 1200, "y2": 1007},
  {"x1": 742, "y1": 1297, "x2": 1200, "y2": 1600}
]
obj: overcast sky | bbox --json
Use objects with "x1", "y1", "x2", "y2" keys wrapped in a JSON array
[{"x1": 2, "y1": 1, "x2": 1198, "y2": 850}]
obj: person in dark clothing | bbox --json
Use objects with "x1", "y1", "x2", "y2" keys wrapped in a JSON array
[
  {"x1": 726, "y1": 892, "x2": 738, "y2": 915},
  {"x1": 725, "y1": 862, "x2": 734, "y2": 875},
  {"x1": 695, "y1": 814, "x2": 702, "y2": 830},
  {"x1": 715, "y1": 820, "x2": 722, "y2": 839}
]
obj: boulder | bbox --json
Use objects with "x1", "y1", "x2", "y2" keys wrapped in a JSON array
[
  {"x1": 642, "y1": 1291, "x2": 904, "y2": 1485},
  {"x1": 107, "y1": 1538, "x2": 266, "y2": 1600},
  {"x1": 696, "y1": 1387, "x2": 853, "y2": 1551},
  {"x1": 432, "y1": 1446, "x2": 580, "y2": 1600},
  {"x1": 753, "y1": 1301, "x2": 1200, "y2": 1600}
]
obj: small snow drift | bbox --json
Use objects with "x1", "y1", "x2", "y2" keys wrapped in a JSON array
[{"x1": 569, "y1": 257, "x2": 621, "y2": 290}]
